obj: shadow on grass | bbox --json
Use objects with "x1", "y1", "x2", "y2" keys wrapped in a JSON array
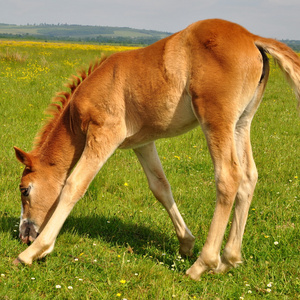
[
  {"x1": 0, "y1": 212, "x2": 198, "y2": 266},
  {"x1": 0, "y1": 214, "x2": 19, "y2": 234},
  {"x1": 62, "y1": 214, "x2": 181, "y2": 257},
  {"x1": 62, "y1": 214, "x2": 199, "y2": 269}
]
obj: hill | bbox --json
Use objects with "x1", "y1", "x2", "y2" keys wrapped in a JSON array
[
  {"x1": 0, "y1": 23, "x2": 300, "y2": 50},
  {"x1": 0, "y1": 23, "x2": 172, "y2": 45},
  {"x1": 281, "y1": 39, "x2": 300, "y2": 52}
]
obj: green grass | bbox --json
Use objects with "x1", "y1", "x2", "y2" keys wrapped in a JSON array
[{"x1": 0, "y1": 42, "x2": 299, "y2": 299}]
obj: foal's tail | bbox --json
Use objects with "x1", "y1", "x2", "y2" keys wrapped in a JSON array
[{"x1": 254, "y1": 36, "x2": 300, "y2": 109}]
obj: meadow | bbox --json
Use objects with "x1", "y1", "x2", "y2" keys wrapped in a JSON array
[{"x1": 0, "y1": 40, "x2": 299, "y2": 299}]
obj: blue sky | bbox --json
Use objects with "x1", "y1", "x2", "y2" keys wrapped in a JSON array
[{"x1": 1, "y1": 0, "x2": 299, "y2": 39}]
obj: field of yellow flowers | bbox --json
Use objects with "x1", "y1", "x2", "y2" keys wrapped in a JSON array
[
  {"x1": 0, "y1": 40, "x2": 139, "y2": 81},
  {"x1": 0, "y1": 40, "x2": 299, "y2": 299}
]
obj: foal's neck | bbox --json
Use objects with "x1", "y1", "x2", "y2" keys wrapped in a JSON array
[{"x1": 35, "y1": 105, "x2": 85, "y2": 180}]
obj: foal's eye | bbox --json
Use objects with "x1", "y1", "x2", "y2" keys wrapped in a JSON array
[{"x1": 20, "y1": 186, "x2": 31, "y2": 197}]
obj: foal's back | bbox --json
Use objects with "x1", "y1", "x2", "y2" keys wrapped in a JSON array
[{"x1": 71, "y1": 19, "x2": 263, "y2": 149}]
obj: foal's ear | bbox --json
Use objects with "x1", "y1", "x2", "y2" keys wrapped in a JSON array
[{"x1": 14, "y1": 147, "x2": 33, "y2": 168}]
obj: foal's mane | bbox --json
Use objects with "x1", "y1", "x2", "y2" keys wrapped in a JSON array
[{"x1": 33, "y1": 56, "x2": 107, "y2": 149}]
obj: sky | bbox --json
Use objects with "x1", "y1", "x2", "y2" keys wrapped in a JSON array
[{"x1": 1, "y1": 0, "x2": 300, "y2": 40}]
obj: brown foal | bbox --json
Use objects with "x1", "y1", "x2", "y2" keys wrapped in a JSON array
[{"x1": 14, "y1": 19, "x2": 300, "y2": 280}]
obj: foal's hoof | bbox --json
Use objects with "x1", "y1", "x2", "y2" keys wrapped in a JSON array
[
  {"x1": 185, "y1": 260, "x2": 208, "y2": 281},
  {"x1": 12, "y1": 256, "x2": 32, "y2": 266},
  {"x1": 12, "y1": 257, "x2": 23, "y2": 266},
  {"x1": 179, "y1": 247, "x2": 194, "y2": 258},
  {"x1": 179, "y1": 236, "x2": 196, "y2": 257},
  {"x1": 186, "y1": 266, "x2": 205, "y2": 281}
]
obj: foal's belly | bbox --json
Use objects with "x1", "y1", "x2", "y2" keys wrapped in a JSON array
[{"x1": 119, "y1": 94, "x2": 199, "y2": 149}]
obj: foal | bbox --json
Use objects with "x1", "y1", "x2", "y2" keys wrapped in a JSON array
[{"x1": 14, "y1": 19, "x2": 300, "y2": 280}]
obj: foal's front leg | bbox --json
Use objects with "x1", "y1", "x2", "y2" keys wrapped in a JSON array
[
  {"x1": 14, "y1": 125, "x2": 123, "y2": 264},
  {"x1": 134, "y1": 142, "x2": 195, "y2": 256}
]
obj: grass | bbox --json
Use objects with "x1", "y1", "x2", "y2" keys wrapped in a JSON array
[{"x1": 0, "y1": 40, "x2": 299, "y2": 299}]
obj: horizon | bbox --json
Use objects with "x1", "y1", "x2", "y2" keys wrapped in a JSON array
[
  {"x1": 0, "y1": 1, "x2": 299, "y2": 40},
  {"x1": 1, "y1": 21, "x2": 300, "y2": 42}
]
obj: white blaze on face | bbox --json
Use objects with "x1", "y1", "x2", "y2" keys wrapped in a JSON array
[
  {"x1": 19, "y1": 203, "x2": 24, "y2": 233},
  {"x1": 19, "y1": 203, "x2": 40, "y2": 243}
]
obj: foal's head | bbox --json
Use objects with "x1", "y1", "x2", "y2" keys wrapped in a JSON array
[
  {"x1": 13, "y1": 59, "x2": 107, "y2": 245},
  {"x1": 14, "y1": 147, "x2": 62, "y2": 244}
]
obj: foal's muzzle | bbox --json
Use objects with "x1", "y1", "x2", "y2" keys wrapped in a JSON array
[{"x1": 19, "y1": 220, "x2": 39, "y2": 245}]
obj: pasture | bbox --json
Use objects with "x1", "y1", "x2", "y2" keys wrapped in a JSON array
[{"x1": 0, "y1": 40, "x2": 299, "y2": 299}]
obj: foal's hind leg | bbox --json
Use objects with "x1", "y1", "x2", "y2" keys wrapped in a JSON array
[
  {"x1": 216, "y1": 83, "x2": 268, "y2": 273},
  {"x1": 187, "y1": 128, "x2": 242, "y2": 280},
  {"x1": 216, "y1": 124, "x2": 258, "y2": 273},
  {"x1": 134, "y1": 142, "x2": 195, "y2": 256},
  {"x1": 186, "y1": 108, "x2": 243, "y2": 280}
]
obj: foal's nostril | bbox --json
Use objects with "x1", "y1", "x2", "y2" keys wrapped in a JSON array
[
  {"x1": 24, "y1": 226, "x2": 30, "y2": 236},
  {"x1": 20, "y1": 220, "x2": 39, "y2": 245}
]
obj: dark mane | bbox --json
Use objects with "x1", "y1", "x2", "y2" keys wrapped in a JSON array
[{"x1": 33, "y1": 56, "x2": 108, "y2": 150}]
